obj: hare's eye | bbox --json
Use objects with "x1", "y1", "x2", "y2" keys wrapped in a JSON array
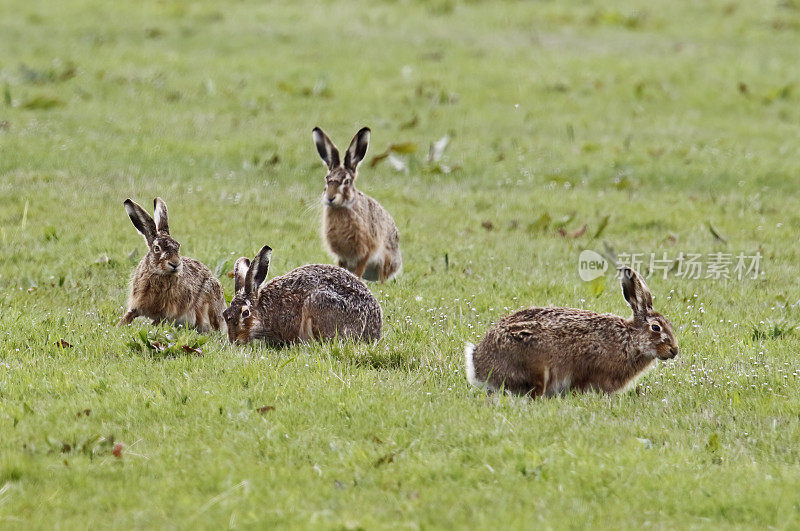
[
  {"x1": 241, "y1": 308, "x2": 250, "y2": 319},
  {"x1": 650, "y1": 323, "x2": 662, "y2": 332},
  {"x1": 153, "y1": 245, "x2": 161, "y2": 253}
]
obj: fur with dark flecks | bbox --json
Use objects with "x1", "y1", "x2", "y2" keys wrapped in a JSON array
[
  {"x1": 117, "y1": 197, "x2": 226, "y2": 333},
  {"x1": 223, "y1": 245, "x2": 382, "y2": 345},
  {"x1": 465, "y1": 267, "x2": 678, "y2": 398},
  {"x1": 312, "y1": 126, "x2": 402, "y2": 282}
]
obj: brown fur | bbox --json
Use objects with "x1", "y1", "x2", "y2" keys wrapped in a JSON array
[
  {"x1": 223, "y1": 246, "x2": 382, "y2": 345},
  {"x1": 117, "y1": 198, "x2": 226, "y2": 333},
  {"x1": 466, "y1": 268, "x2": 678, "y2": 398},
  {"x1": 313, "y1": 127, "x2": 402, "y2": 282}
]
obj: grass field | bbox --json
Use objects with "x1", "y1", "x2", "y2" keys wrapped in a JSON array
[{"x1": 2, "y1": 0, "x2": 800, "y2": 527}]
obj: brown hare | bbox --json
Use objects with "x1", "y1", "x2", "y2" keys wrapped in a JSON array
[
  {"x1": 117, "y1": 197, "x2": 226, "y2": 333},
  {"x1": 312, "y1": 126, "x2": 402, "y2": 282},
  {"x1": 223, "y1": 245, "x2": 382, "y2": 345},
  {"x1": 465, "y1": 267, "x2": 678, "y2": 397}
]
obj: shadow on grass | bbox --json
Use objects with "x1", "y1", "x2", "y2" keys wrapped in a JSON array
[{"x1": 321, "y1": 339, "x2": 420, "y2": 372}]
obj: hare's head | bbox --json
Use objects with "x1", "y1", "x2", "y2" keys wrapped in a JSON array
[
  {"x1": 313, "y1": 126, "x2": 370, "y2": 208},
  {"x1": 223, "y1": 245, "x2": 272, "y2": 344},
  {"x1": 124, "y1": 198, "x2": 182, "y2": 275},
  {"x1": 620, "y1": 267, "x2": 679, "y2": 360}
]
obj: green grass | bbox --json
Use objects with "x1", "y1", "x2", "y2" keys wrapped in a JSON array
[{"x1": 2, "y1": 0, "x2": 800, "y2": 527}]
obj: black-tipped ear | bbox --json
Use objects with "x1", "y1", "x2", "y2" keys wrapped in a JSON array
[
  {"x1": 312, "y1": 127, "x2": 340, "y2": 169},
  {"x1": 124, "y1": 199, "x2": 157, "y2": 247},
  {"x1": 153, "y1": 197, "x2": 169, "y2": 235},
  {"x1": 245, "y1": 245, "x2": 272, "y2": 294},
  {"x1": 620, "y1": 267, "x2": 653, "y2": 321},
  {"x1": 234, "y1": 257, "x2": 251, "y2": 293},
  {"x1": 344, "y1": 127, "x2": 370, "y2": 172}
]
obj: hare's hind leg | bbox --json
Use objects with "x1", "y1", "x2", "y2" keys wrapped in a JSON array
[
  {"x1": 353, "y1": 256, "x2": 369, "y2": 279},
  {"x1": 298, "y1": 307, "x2": 315, "y2": 342},
  {"x1": 208, "y1": 305, "x2": 226, "y2": 334},
  {"x1": 496, "y1": 361, "x2": 549, "y2": 398},
  {"x1": 379, "y1": 249, "x2": 402, "y2": 282},
  {"x1": 301, "y1": 290, "x2": 364, "y2": 342},
  {"x1": 194, "y1": 308, "x2": 211, "y2": 333},
  {"x1": 524, "y1": 364, "x2": 557, "y2": 398},
  {"x1": 379, "y1": 254, "x2": 396, "y2": 283},
  {"x1": 534, "y1": 366, "x2": 550, "y2": 398}
]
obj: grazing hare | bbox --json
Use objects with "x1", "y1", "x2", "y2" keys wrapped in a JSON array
[
  {"x1": 117, "y1": 197, "x2": 226, "y2": 333},
  {"x1": 223, "y1": 245, "x2": 382, "y2": 345},
  {"x1": 312, "y1": 126, "x2": 402, "y2": 282},
  {"x1": 465, "y1": 267, "x2": 678, "y2": 397}
]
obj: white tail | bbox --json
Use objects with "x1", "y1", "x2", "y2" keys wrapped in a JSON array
[{"x1": 464, "y1": 342, "x2": 481, "y2": 387}]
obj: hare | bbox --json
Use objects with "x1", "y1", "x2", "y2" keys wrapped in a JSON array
[
  {"x1": 312, "y1": 126, "x2": 402, "y2": 282},
  {"x1": 465, "y1": 267, "x2": 678, "y2": 397},
  {"x1": 117, "y1": 197, "x2": 227, "y2": 333},
  {"x1": 223, "y1": 245, "x2": 382, "y2": 345}
]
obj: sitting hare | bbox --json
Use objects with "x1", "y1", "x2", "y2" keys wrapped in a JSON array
[
  {"x1": 465, "y1": 267, "x2": 678, "y2": 397},
  {"x1": 223, "y1": 245, "x2": 382, "y2": 345},
  {"x1": 117, "y1": 197, "x2": 226, "y2": 333},
  {"x1": 312, "y1": 126, "x2": 402, "y2": 282}
]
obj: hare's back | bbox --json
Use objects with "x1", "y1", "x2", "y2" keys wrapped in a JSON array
[
  {"x1": 268, "y1": 264, "x2": 374, "y2": 299},
  {"x1": 491, "y1": 307, "x2": 628, "y2": 350},
  {"x1": 498, "y1": 307, "x2": 601, "y2": 329},
  {"x1": 360, "y1": 192, "x2": 396, "y2": 228}
]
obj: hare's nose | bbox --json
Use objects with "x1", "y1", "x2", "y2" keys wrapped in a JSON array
[
  {"x1": 169, "y1": 261, "x2": 179, "y2": 270},
  {"x1": 669, "y1": 346, "x2": 679, "y2": 358}
]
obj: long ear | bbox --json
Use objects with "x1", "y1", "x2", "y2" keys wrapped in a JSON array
[
  {"x1": 312, "y1": 127, "x2": 340, "y2": 169},
  {"x1": 344, "y1": 127, "x2": 370, "y2": 172},
  {"x1": 245, "y1": 245, "x2": 272, "y2": 295},
  {"x1": 124, "y1": 199, "x2": 157, "y2": 247},
  {"x1": 234, "y1": 257, "x2": 250, "y2": 293},
  {"x1": 620, "y1": 267, "x2": 653, "y2": 321},
  {"x1": 153, "y1": 197, "x2": 169, "y2": 235}
]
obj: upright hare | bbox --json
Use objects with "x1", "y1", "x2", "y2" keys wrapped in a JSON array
[
  {"x1": 117, "y1": 197, "x2": 226, "y2": 333},
  {"x1": 312, "y1": 126, "x2": 402, "y2": 282}
]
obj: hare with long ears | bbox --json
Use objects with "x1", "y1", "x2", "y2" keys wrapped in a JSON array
[
  {"x1": 465, "y1": 267, "x2": 678, "y2": 397},
  {"x1": 223, "y1": 245, "x2": 382, "y2": 345},
  {"x1": 312, "y1": 126, "x2": 402, "y2": 282},
  {"x1": 117, "y1": 198, "x2": 226, "y2": 333}
]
